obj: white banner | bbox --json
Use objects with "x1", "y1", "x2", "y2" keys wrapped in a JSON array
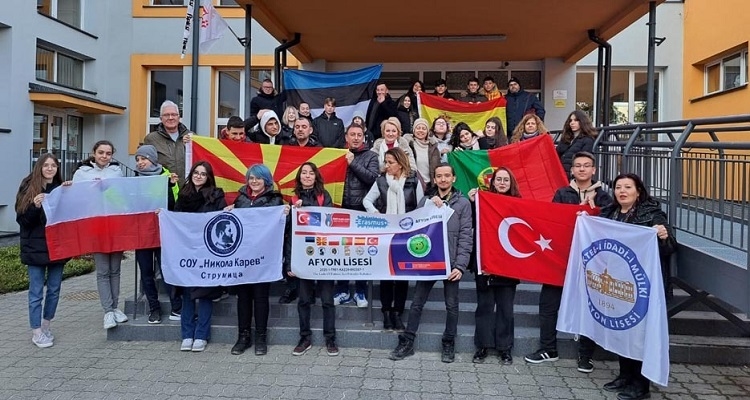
[
  {"x1": 180, "y1": 0, "x2": 195, "y2": 58},
  {"x1": 159, "y1": 207, "x2": 287, "y2": 286},
  {"x1": 557, "y1": 215, "x2": 669, "y2": 386},
  {"x1": 291, "y1": 205, "x2": 453, "y2": 280}
]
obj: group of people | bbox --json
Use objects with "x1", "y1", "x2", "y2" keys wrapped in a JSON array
[{"x1": 16, "y1": 88, "x2": 672, "y2": 400}]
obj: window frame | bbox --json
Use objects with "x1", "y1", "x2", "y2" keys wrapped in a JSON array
[
  {"x1": 38, "y1": 0, "x2": 83, "y2": 29},
  {"x1": 35, "y1": 45, "x2": 85, "y2": 90},
  {"x1": 704, "y1": 49, "x2": 749, "y2": 95},
  {"x1": 213, "y1": 68, "x2": 272, "y2": 136},
  {"x1": 576, "y1": 67, "x2": 664, "y2": 125},
  {"x1": 147, "y1": 69, "x2": 185, "y2": 134}
]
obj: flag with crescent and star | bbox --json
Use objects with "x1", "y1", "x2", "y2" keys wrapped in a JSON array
[{"x1": 476, "y1": 191, "x2": 595, "y2": 286}]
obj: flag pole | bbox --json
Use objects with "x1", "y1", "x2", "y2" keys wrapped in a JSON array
[{"x1": 189, "y1": 0, "x2": 201, "y2": 132}]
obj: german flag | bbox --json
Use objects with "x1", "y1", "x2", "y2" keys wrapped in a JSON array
[
  {"x1": 417, "y1": 92, "x2": 507, "y2": 133},
  {"x1": 188, "y1": 136, "x2": 348, "y2": 205}
]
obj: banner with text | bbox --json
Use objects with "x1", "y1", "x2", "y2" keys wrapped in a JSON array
[
  {"x1": 159, "y1": 207, "x2": 287, "y2": 287},
  {"x1": 291, "y1": 206, "x2": 453, "y2": 280}
]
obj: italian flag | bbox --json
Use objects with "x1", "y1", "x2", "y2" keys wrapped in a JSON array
[
  {"x1": 447, "y1": 135, "x2": 568, "y2": 201},
  {"x1": 43, "y1": 176, "x2": 167, "y2": 260},
  {"x1": 417, "y1": 92, "x2": 507, "y2": 133}
]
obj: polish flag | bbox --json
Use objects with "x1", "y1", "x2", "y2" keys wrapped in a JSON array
[{"x1": 42, "y1": 176, "x2": 167, "y2": 260}]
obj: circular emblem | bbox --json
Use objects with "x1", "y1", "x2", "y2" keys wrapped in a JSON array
[
  {"x1": 399, "y1": 217, "x2": 414, "y2": 230},
  {"x1": 367, "y1": 246, "x2": 378, "y2": 256},
  {"x1": 356, "y1": 247, "x2": 365, "y2": 256},
  {"x1": 204, "y1": 213, "x2": 243, "y2": 257},
  {"x1": 477, "y1": 166, "x2": 496, "y2": 191},
  {"x1": 583, "y1": 239, "x2": 650, "y2": 331},
  {"x1": 407, "y1": 234, "x2": 432, "y2": 258},
  {"x1": 305, "y1": 246, "x2": 315, "y2": 256}
]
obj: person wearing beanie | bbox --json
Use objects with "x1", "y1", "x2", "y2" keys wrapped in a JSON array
[
  {"x1": 505, "y1": 76, "x2": 546, "y2": 142},
  {"x1": 402, "y1": 117, "x2": 441, "y2": 188}
]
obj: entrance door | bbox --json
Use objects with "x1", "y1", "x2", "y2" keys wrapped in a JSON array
[{"x1": 31, "y1": 108, "x2": 83, "y2": 178}]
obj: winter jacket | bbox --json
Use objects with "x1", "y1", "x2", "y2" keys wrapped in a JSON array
[
  {"x1": 174, "y1": 187, "x2": 227, "y2": 213},
  {"x1": 556, "y1": 135, "x2": 596, "y2": 173},
  {"x1": 16, "y1": 181, "x2": 70, "y2": 265},
  {"x1": 72, "y1": 161, "x2": 122, "y2": 182},
  {"x1": 459, "y1": 91, "x2": 488, "y2": 103},
  {"x1": 283, "y1": 188, "x2": 333, "y2": 273},
  {"x1": 371, "y1": 137, "x2": 417, "y2": 173},
  {"x1": 312, "y1": 112, "x2": 346, "y2": 148},
  {"x1": 286, "y1": 135, "x2": 321, "y2": 147},
  {"x1": 505, "y1": 90, "x2": 546, "y2": 137},
  {"x1": 342, "y1": 147, "x2": 380, "y2": 211},
  {"x1": 396, "y1": 106, "x2": 418, "y2": 134},
  {"x1": 234, "y1": 186, "x2": 284, "y2": 209},
  {"x1": 418, "y1": 186, "x2": 473, "y2": 273},
  {"x1": 249, "y1": 91, "x2": 278, "y2": 120},
  {"x1": 143, "y1": 123, "x2": 193, "y2": 185},
  {"x1": 404, "y1": 134, "x2": 441, "y2": 184},
  {"x1": 247, "y1": 111, "x2": 291, "y2": 145},
  {"x1": 552, "y1": 180, "x2": 612, "y2": 208},
  {"x1": 365, "y1": 95, "x2": 398, "y2": 141},
  {"x1": 433, "y1": 90, "x2": 456, "y2": 100},
  {"x1": 365, "y1": 173, "x2": 420, "y2": 214}
]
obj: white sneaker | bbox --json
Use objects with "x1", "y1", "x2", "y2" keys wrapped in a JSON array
[
  {"x1": 103, "y1": 312, "x2": 117, "y2": 329},
  {"x1": 32, "y1": 332, "x2": 53, "y2": 348},
  {"x1": 192, "y1": 339, "x2": 207, "y2": 352},
  {"x1": 333, "y1": 292, "x2": 351, "y2": 306},
  {"x1": 41, "y1": 321, "x2": 54, "y2": 341},
  {"x1": 354, "y1": 292, "x2": 368, "y2": 308},
  {"x1": 113, "y1": 309, "x2": 129, "y2": 323},
  {"x1": 180, "y1": 339, "x2": 194, "y2": 351}
]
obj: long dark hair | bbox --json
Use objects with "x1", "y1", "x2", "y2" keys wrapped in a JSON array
[
  {"x1": 180, "y1": 161, "x2": 217, "y2": 197},
  {"x1": 294, "y1": 162, "x2": 325, "y2": 197},
  {"x1": 560, "y1": 110, "x2": 598, "y2": 144},
  {"x1": 450, "y1": 122, "x2": 475, "y2": 148},
  {"x1": 612, "y1": 173, "x2": 651, "y2": 208},
  {"x1": 16, "y1": 153, "x2": 63, "y2": 214},
  {"x1": 82, "y1": 140, "x2": 116, "y2": 166},
  {"x1": 489, "y1": 166, "x2": 521, "y2": 198}
]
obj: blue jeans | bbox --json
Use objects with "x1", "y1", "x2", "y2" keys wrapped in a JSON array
[
  {"x1": 181, "y1": 290, "x2": 213, "y2": 341},
  {"x1": 27, "y1": 264, "x2": 64, "y2": 329}
]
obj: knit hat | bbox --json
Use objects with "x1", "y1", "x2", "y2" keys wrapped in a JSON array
[
  {"x1": 413, "y1": 118, "x2": 430, "y2": 130},
  {"x1": 135, "y1": 145, "x2": 158, "y2": 164},
  {"x1": 508, "y1": 76, "x2": 521, "y2": 88}
]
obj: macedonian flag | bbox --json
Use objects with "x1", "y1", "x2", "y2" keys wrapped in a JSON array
[
  {"x1": 417, "y1": 92, "x2": 507, "y2": 133},
  {"x1": 188, "y1": 136, "x2": 348, "y2": 205}
]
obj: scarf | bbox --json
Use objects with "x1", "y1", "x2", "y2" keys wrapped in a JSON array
[
  {"x1": 411, "y1": 138, "x2": 431, "y2": 182},
  {"x1": 522, "y1": 131, "x2": 540, "y2": 141},
  {"x1": 137, "y1": 163, "x2": 163, "y2": 176},
  {"x1": 385, "y1": 174, "x2": 407, "y2": 214},
  {"x1": 459, "y1": 137, "x2": 480, "y2": 150},
  {"x1": 434, "y1": 134, "x2": 452, "y2": 162},
  {"x1": 378, "y1": 139, "x2": 400, "y2": 167}
]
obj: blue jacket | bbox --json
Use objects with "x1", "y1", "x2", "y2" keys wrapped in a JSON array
[{"x1": 505, "y1": 90, "x2": 545, "y2": 137}]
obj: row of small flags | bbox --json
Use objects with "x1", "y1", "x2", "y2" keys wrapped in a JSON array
[{"x1": 305, "y1": 237, "x2": 379, "y2": 246}]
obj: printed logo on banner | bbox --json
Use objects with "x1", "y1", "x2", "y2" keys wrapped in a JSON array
[
  {"x1": 297, "y1": 211, "x2": 321, "y2": 226},
  {"x1": 407, "y1": 234, "x2": 432, "y2": 258},
  {"x1": 356, "y1": 247, "x2": 365, "y2": 256},
  {"x1": 325, "y1": 213, "x2": 351, "y2": 228},
  {"x1": 399, "y1": 217, "x2": 414, "y2": 230},
  {"x1": 305, "y1": 246, "x2": 315, "y2": 256},
  {"x1": 204, "y1": 213, "x2": 243, "y2": 257},
  {"x1": 344, "y1": 247, "x2": 351, "y2": 256},
  {"x1": 368, "y1": 246, "x2": 378, "y2": 256},
  {"x1": 582, "y1": 238, "x2": 650, "y2": 331},
  {"x1": 355, "y1": 215, "x2": 389, "y2": 229}
]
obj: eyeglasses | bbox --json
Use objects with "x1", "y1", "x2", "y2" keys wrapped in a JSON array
[
  {"x1": 192, "y1": 171, "x2": 207, "y2": 177},
  {"x1": 161, "y1": 113, "x2": 179, "y2": 118},
  {"x1": 573, "y1": 163, "x2": 594, "y2": 169}
]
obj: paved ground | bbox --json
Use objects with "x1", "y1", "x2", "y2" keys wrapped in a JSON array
[{"x1": 1, "y1": 253, "x2": 749, "y2": 399}]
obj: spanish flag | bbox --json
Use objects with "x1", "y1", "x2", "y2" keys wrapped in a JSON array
[
  {"x1": 188, "y1": 136, "x2": 349, "y2": 205},
  {"x1": 417, "y1": 92, "x2": 507, "y2": 133}
]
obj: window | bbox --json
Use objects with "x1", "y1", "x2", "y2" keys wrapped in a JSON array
[
  {"x1": 379, "y1": 72, "x2": 420, "y2": 91},
  {"x1": 575, "y1": 72, "x2": 595, "y2": 121},
  {"x1": 148, "y1": 70, "x2": 183, "y2": 132},
  {"x1": 577, "y1": 68, "x2": 662, "y2": 125},
  {"x1": 704, "y1": 50, "x2": 748, "y2": 94},
  {"x1": 36, "y1": 46, "x2": 84, "y2": 90},
  {"x1": 215, "y1": 69, "x2": 271, "y2": 135},
  {"x1": 38, "y1": 0, "x2": 81, "y2": 28}
]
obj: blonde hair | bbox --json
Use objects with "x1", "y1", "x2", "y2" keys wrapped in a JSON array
[
  {"x1": 380, "y1": 117, "x2": 402, "y2": 137},
  {"x1": 282, "y1": 106, "x2": 298, "y2": 126}
]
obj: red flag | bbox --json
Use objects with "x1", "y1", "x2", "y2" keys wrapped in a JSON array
[{"x1": 476, "y1": 191, "x2": 596, "y2": 286}]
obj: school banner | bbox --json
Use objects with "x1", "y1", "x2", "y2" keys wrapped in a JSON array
[
  {"x1": 158, "y1": 207, "x2": 287, "y2": 287},
  {"x1": 290, "y1": 205, "x2": 453, "y2": 280},
  {"x1": 558, "y1": 215, "x2": 669, "y2": 386}
]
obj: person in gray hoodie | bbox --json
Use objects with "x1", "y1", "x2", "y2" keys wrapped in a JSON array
[{"x1": 247, "y1": 110, "x2": 291, "y2": 145}]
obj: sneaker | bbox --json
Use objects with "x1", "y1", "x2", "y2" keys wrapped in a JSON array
[
  {"x1": 577, "y1": 357, "x2": 594, "y2": 373},
  {"x1": 32, "y1": 332, "x2": 54, "y2": 348},
  {"x1": 326, "y1": 340, "x2": 339, "y2": 356},
  {"x1": 113, "y1": 309, "x2": 129, "y2": 323},
  {"x1": 278, "y1": 288, "x2": 298, "y2": 304},
  {"x1": 292, "y1": 337, "x2": 312, "y2": 356},
  {"x1": 390, "y1": 335, "x2": 414, "y2": 361},
  {"x1": 441, "y1": 340, "x2": 455, "y2": 363},
  {"x1": 103, "y1": 311, "x2": 117, "y2": 330},
  {"x1": 472, "y1": 348, "x2": 488, "y2": 364},
  {"x1": 524, "y1": 349, "x2": 559, "y2": 364},
  {"x1": 333, "y1": 292, "x2": 351, "y2": 306},
  {"x1": 41, "y1": 322, "x2": 54, "y2": 342},
  {"x1": 353, "y1": 292, "x2": 368, "y2": 308},
  {"x1": 148, "y1": 310, "x2": 162, "y2": 324},
  {"x1": 499, "y1": 351, "x2": 513, "y2": 365},
  {"x1": 180, "y1": 338, "x2": 194, "y2": 351},
  {"x1": 192, "y1": 339, "x2": 207, "y2": 352},
  {"x1": 169, "y1": 311, "x2": 181, "y2": 321}
]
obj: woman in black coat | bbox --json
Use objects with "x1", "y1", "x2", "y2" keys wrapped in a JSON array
[
  {"x1": 175, "y1": 161, "x2": 227, "y2": 352},
  {"x1": 600, "y1": 173, "x2": 676, "y2": 400},
  {"x1": 556, "y1": 110, "x2": 597, "y2": 175},
  {"x1": 16, "y1": 153, "x2": 70, "y2": 348}
]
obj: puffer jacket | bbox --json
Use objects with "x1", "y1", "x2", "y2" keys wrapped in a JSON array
[
  {"x1": 143, "y1": 122, "x2": 193, "y2": 185},
  {"x1": 72, "y1": 161, "x2": 122, "y2": 182},
  {"x1": 313, "y1": 112, "x2": 346, "y2": 148},
  {"x1": 557, "y1": 135, "x2": 596, "y2": 173},
  {"x1": 16, "y1": 181, "x2": 70, "y2": 265},
  {"x1": 418, "y1": 186, "x2": 473, "y2": 273},
  {"x1": 342, "y1": 147, "x2": 379, "y2": 211},
  {"x1": 234, "y1": 185, "x2": 284, "y2": 208}
]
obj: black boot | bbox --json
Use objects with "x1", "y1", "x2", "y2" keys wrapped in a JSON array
[
  {"x1": 255, "y1": 331, "x2": 268, "y2": 356},
  {"x1": 390, "y1": 335, "x2": 414, "y2": 360},
  {"x1": 231, "y1": 330, "x2": 251, "y2": 355},
  {"x1": 278, "y1": 287, "x2": 298, "y2": 304},
  {"x1": 382, "y1": 311, "x2": 393, "y2": 331},
  {"x1": 390, "y1": 311, "x2": 405, "y2": 331},
  {"x1": 441, "y1": 339, "x2": 455, "y2": 363}
]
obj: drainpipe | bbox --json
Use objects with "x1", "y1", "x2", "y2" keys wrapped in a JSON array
[
  {"x1": 588, "y1": 29, "x2": 612, "y2": 126},
  {"x1": 273, "y1": 33, "x2": 301, "y2": 91}
]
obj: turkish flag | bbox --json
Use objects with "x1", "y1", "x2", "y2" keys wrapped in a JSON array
[{"x1": 476, "y1": 191, "x2": 597, "y2": 286}]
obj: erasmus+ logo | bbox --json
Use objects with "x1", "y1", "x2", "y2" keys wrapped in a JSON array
[
  {"x1": 581, "y1": 239, "x2": 650, "y2": 331},
  {"x1": 355, "y1": 215, "x2": 388, "y2": 229},
  {"x1": 204, "y1": 213, "x2": 243, "y2": 257}
]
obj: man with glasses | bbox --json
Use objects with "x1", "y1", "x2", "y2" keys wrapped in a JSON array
[
  {"x1": 524, "y1": 151, "x2": 612, "y2": 373},
  {"x1": 144, "y1": 100, "x2": 194, "y2": 186},
  {"x1": 249, "y1": 79, "x2": 279, "y2": 123}
]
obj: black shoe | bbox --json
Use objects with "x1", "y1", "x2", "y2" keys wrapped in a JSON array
[
  {"x1": 326, "y1": 339, "x2": 339, "y2": 356},
  {"x1": 382, "y1": 311, "x2": 394, "y2": 331},
  {"x1": 577, "y1": 357, "x2": 594, "y2": 373},
  {"x1": 255, "y1": 333, "x2": 267, "y2": 356},
  {"x1": 390, "y1": 335, "x2": 414, "y2": 360},
  {"x1": 524, "y1": 349, "x2": 559, "y2": 364},
  {"x1": 441, "y1": 340, "x2": 455, "y2": 363},
  {"x1": 147, "y1": 310, "x2": 162, "y2": 324},
  {"x1": 390, "y1": 311, "x2": 405, "y2": 331},
  {"x1": 231, "y1": 330, "x2": 251, "y2": 355},
  {"x1": 293, "y1": 337, "x2": 312, "y2": 356},
  {"x1": 499, "y1": 351, "x2": 513, "y2": 365},
  {"x1": 617, "y1": 385, "x2": 651, "y2": 400},
  {"x1": 472, "y1": 348, "x2": 488, "y2": 364},
  {"x1": 279, "y1": 288, "x2": 298, "y2": 304},
  {"x1": 604, "y1": 377, "x2": 630, "y2": 392}
]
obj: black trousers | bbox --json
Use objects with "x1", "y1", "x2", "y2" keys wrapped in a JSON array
[
  {"x1": 618, "y1": 356, "x2": 650, "y2": 392},
  {"x1": 538, "y1": 283, "x2": 596, "y2": 357},
  {"x1": 380, "y1": 280, "x2": 409, "y2": 313},
  {"x1": 403, "y1": 280, "x2": 459, "y2": 342},
  {"x1": 236, "y1": 282, "x2": 270, "y2": 334},
  {"x1": 298, "y1": 279, "x2": 335, "y2": 341},
  {"x1": 474, "y1": 282, "x2": 516, "y2": 351}
]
